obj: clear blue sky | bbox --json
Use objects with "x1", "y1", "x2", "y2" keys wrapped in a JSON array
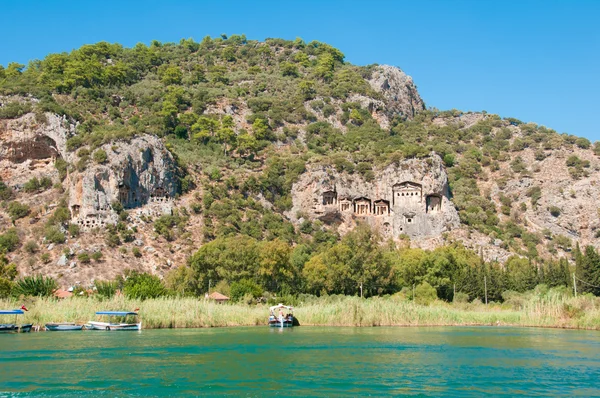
[{"x1": 2, "y1": 0, "x2": 599, "y2": 140}]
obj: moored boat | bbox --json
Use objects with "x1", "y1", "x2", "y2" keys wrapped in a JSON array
[
  {"x1": 0, "y1": 307, "x2": 32, "y2": 333},
  {"x1": 87, "y1": 311, "x2": 141, "y2": 331},
  {"x1": 268, "y1": 304, "x2": 295, "y2": 328},
  {"x1": 45, "y1": 323, "x2": 84, "y2": 331}
]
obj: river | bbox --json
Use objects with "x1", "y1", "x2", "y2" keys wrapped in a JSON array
[{"x1": 1, "y1": 326, "x2": 599, "y2": 396}]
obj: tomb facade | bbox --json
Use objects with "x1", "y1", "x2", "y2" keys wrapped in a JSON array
[
  {"x1": 288, "y1": 154, "x2": 460, "y2": 240},
  {"x1": 68, "y1": 135, "x2": 178, "y2": 230}
]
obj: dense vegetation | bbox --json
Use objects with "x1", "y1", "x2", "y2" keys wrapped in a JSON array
[
  {"x1": 7, "y1": 224, "x2": 599, "y2": 306},
  {"x1": 1, "y1": 36, "x2": 600, "y2": 304}
]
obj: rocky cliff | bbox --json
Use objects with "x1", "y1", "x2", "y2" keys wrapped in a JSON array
[
  {"x1": 289, "y1": 154, "x2": 459, "y2": 241},
  {"x1": 0, "y1": 111, "x2": 72, "y2": 184},
  {"x1": 68, "y1": 135, "x2": 177, "y2": 230},
  {"x1": 367, "y1": 65, "x2": 425, "y2": 120}
]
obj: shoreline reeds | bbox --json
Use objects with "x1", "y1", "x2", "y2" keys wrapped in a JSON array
[{"x1": 1, "y1": 292, "x2": 599, "y2": 330}]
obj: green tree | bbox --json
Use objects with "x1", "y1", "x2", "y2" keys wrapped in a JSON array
[
  {"x1": 188, "y1": 235, "x2": 260, "y2": 290},
  {"x1": 165, "y1": 265, "x2": 201, "y2": 296},
  {"x1": 230, "y1": 279, "x2": 262, "y2": 302},
  {"x1": 577, "y1": 246, "x2": 600, "y2": 296},
  {"x1": 160, "y1": 66, "x2": 183, "y2": 85},
  {"x1": 122, "y1": 271, "x2": 167, "y2": 300},
  {"x1": 257, "y1": 239, "x2": 294, "y2": 292}
]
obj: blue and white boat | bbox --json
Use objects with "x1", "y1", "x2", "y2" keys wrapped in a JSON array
[
  {"x1": 268, "y1": 304, "x2": 295, "y2": 328},
  {"x1": 0, "y1": 308, "x2": 32, "y2": 333},
  {"x1": 87, "y1": 311, "x2": 141, "y2": 331}
]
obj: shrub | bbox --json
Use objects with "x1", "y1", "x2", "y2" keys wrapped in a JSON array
[
  {"x1": 190, "y1": 202, "x2": 202, "y2": 214},
  {"x1": 12, "y1": 275, "x2": 57, "y2": 297},
  {"x1": 132, "y1": 247, "x2": 142, "y2": 258},
  {"x1": 123, "y1": 271, "x2": 167, "y2": 300},
  {"x1": 93, "y1": 149, "x2": 108, "y2": 164},
  {"x1": 575, "y1": 137, "x2": 591, "y2": 149},
  {"x1": 77, "y1": 252, "x2": 91, "y2": 263},
  {"x1": 0, "y1": 228, "x2": 20, "y2": 252},
  {"x1": 7, "y1": 201, "x2": 30, "y2": 221},
  {"x1": 23, "y1": 177, "x2": 41, "y2": 193},
  {"x1": 443, "y1": 153, "x2": 455, "y2": 167},
  {"x1": 54, "y1": 158, "x2": 68, "y2": 180},
  {"x1": 526, "y1": 186, "x2": 542, "y2": 207},
  {"x1": 91, "y1": 251, "x2": 103, "y2": 261},
  {"x1": 39, "y1": 177, "x2": 52, "y2": 189},
  {"x1": 453, "y1": 292, "x2": 469, "y2": 304},
  {"x1": 44, "y1": 226, "x2": 66, "y2": 244},
  {"x1": 554, "y1": 235, "x2": 572, "y2": 250},
  {"x1": 0, "y1": 101, "x2": 32, "y2": 119},
  {"x1": 24, "y1": 240, "x2": 39, "y2": 254},
  {"x1": 414, "y1": 282, "x2": 438, "y2": 305},
  {"x1": 0, "y1": 278, "x2": 13, "y2": 298},
  {"x1": 549, "y1": 206, "x2": 561, "y2": 217},
  {"x1": 40, "y1": 253, "x2": 51, "y2": 263},
  {"x1": 95, "y1": 280, "x2": 118, "y2": 298},
  {"x1": 154, "y1": 212, "x2": 186, "y2": 241},
  {"x1": 207, "y1": 167, "x2": 222, "y2": 181},
  {"x1": 105, "y1": 226, "x2": 121, "y2": 247},
  {"x1": 68, "y1": 223, "x2": 80, "y2": 237},
  {"x1": 0, "y1": 180, "x2": 13, "y2": 200},
  {"x1": 48, "y1": 206, "x2": 70, "y2": 225}
]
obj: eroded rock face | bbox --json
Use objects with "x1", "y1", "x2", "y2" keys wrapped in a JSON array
[
  {"x1": 367, "y1": 65, "x2": 426, "y2": 120},
  {"x1": 289, "y1": 154, "x2": 459, "y2": 240},
  {"x1": 68, "y1": 135, "x2": 178, "y2": 230},
  {"x1": 0, "y1": 112, "x2": 73, "y2": 183}
]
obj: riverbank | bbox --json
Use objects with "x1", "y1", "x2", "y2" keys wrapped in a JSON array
[{"x1": 2, "y1": 291, "x2": 599, "y2": 330}]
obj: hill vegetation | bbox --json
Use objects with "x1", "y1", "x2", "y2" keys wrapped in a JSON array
[{"x1": 1, "y1": 36, "x2": 600, "y2": 306}]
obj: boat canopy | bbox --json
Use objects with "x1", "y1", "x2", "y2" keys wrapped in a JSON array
[
  {"x1": 269, "y1": 303, "x2": 293, "y2": 312},
  {"x1": 96, "y1": 311, "x2": 138, "y2": 316},
  {"x1": 0, "y1": 309, "x2": 24, "y2": 315}
]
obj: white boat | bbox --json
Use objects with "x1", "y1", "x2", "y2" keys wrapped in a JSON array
[
  {"x1": 0, "y1": 307, "x2": 32, "y2": 333},
  {"x1": 268, "y1": 304, "x2": 296, "y2": 328},
  {"x1": 45, "y1": 323, "x2": 84, "y2": 331},
  {"x1": 87, "y1": 311, "x2": 141, "y2": 331}
]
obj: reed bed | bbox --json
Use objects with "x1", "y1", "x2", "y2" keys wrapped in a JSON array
[{"x1": 1, "y1": 293, "x2": 599, "y2": 330}]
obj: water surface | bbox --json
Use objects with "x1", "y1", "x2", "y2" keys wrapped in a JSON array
[{"x1": 1, "y1": 326, "x2": 599, "y2": 396}]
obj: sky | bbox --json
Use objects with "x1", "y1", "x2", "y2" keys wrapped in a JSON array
[{"x1": 1, "y1": 0, "x2": 599, "y2": 140}]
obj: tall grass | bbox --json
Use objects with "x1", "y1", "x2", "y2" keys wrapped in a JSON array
[{"x1": 1, "y1": 289, "x2": 599, "y2": 330}]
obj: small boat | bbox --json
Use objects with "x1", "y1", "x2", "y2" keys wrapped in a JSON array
[
  {"x1": 86, "y1": 311, "x2": 142, "y2": 331},
  {"x1": 45, "y1": 323, "x2": 84, "y2": 331},
  {"x1": 268, "y1": 303, "x2": 295, "y2": 328},
  {"x1": 0, "y1": 307, "x2": 32, "y2": 333}
]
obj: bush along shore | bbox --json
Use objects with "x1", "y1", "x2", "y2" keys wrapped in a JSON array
[{"x1": 2, "y1": 286, "x2": 599, "y2": 330}]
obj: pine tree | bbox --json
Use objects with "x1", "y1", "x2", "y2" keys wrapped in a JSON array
[{"x1": 579, "y1": 246, "x2": 600, "y2": 296}]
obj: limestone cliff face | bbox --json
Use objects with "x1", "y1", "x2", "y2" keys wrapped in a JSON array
[
  {"x1": 367, "y1": 65, "x2": 425, "y2": 120},
  {"x1": 289, "y1": 154, "x2": 459, "y2": 240},
  {"x1": 0, "y1": 112, "x2": 73, "y2": 184},
  {"x1": 68, "y1": 135, "x2": 178, "y2": 229}
]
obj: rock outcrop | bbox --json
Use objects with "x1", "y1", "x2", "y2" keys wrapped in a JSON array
[
  {"x1": 68, "y1": 135, "x2": 178, "y2": 229},
  {"x1": 289, "y1": 154, "x2": 459, "y2": 240},
  {"x1": 0, "y1": 112, "x2": 73, "y2": 183},
  {"x1": 367, "y1": 65, "x2": 425, "y2": 120}
]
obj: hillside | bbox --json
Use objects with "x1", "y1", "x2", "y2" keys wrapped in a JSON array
[{"x1": 1, "y1": 36, "x2": 599, "y2": 299}]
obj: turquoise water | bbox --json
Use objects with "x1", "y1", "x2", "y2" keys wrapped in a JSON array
[{"x1": 1, "y1": 326, "x2": 599, "y2": 396}]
